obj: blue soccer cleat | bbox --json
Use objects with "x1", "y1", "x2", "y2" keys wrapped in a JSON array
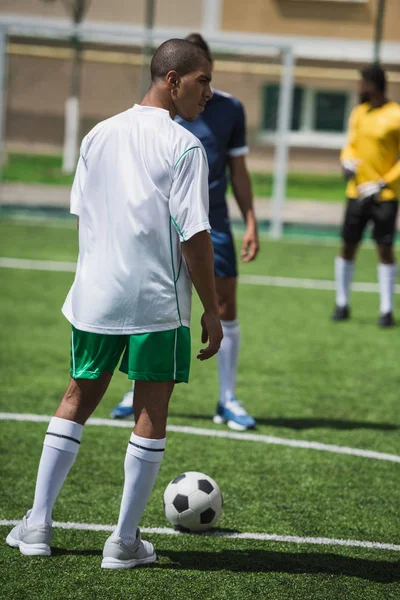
[
  {"x1": 213, "y1": 398, "x2": 256, "y2": 431},
  {"x1": 110, "y1": 391, "x2": 134, "y2": 419}
]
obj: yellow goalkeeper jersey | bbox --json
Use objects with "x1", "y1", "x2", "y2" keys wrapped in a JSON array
[{"x1": 341, "y1": 101, "x2": 400, "y2": 201}]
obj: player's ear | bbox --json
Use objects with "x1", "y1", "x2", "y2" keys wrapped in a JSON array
[{"x1": 166, "y1": 70, "x2": 180, "y2": 92}]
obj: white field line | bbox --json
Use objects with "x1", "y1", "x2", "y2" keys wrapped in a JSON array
[
  {"x1": 1, "y1": 412, "x2": 399, "y2": 464},
  {"x1": 0, "y1": 257, "x2": 394, "y2": 293},
  {"x1": 0, "y1": 257, "x2": 76, "y2": 272},
  {"x1": 1, "y1": 519, "x2": 399, "y2": 552}
]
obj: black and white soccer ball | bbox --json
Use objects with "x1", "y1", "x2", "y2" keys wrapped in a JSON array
[{"x1": 164, "y1": 471, "x2": 223, "y2": 532}]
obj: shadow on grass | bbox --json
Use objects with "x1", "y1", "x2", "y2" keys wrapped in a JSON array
[
  {"x1": 170, "y1": 413, "x2": 398, "y2": 431},
  {"x1": 157, "y1": 548, "x2": 400, "y2": 582},
  {"x1": 52, "y1": 547, "x2": 102, "y2": 557}
]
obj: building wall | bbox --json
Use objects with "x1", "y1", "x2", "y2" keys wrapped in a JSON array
[
  {"x1": 6, "y1": 43, "x2": 400, "y2": 169},
  {"x1": 0, "y1": 0, "x2": 203, "y2": 29},
  {"x1": 221, "y1": 0, "x2": 400, "y2": 43},
  {"x1": 3, "y1": 0, "x2": 400, "y2": 171},
  {"x1": 4, "y1": 0, "x2": 400, "y2": 41}
]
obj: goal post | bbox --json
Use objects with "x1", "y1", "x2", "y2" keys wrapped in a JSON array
[
  {"x1": 0, "y1": 23, "x2": 295, "y2": 235},
  {"x1": 205, "y1": 36, "x2": 295, "y2": 240},
  {"x1": 0, "y1": 25, "x2": 7, "y2": 181},
  {"x1": 269, "y1": 46, "x2": 295, "y2": 239}
]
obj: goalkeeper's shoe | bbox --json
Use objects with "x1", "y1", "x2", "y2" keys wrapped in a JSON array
[
  {"x1": 331, "y1": 305, "x2": 350, "y2": 321},
  {"x1": 101, "y1": 529, "x2": 156, "y2": 570},
  {"x1": 6, "y1": 512, "x2": 52, "y2": 556},
  {"x1": 110, "y1": 390, "x2": 134, "y2": 419},
  {"x1": 213, "y1": 398, "x2": 256, "y2": 431},
  {"x1": 378, "y1": 312, "x2": 395, "y2": 328}
]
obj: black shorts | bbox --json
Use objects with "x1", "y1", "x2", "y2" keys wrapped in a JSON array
[{"x1": 342, "y1": 197, "x2": 398, "y2": 246}]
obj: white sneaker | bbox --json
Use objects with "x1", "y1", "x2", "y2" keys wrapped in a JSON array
[
  {"x1": 101, "y1": 528, "x2": 156, "y2": 570},
  {"x1": 6, "y1": 512, "x2": 52, "y2": 556}
]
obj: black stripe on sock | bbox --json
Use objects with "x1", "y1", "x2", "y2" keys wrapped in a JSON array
[
  {"x1": 46, "y1": 431, "x2": 81, "y2": 444},
  {"x1": 129, "y1": 441, "x2": 165, "y2": 452}
]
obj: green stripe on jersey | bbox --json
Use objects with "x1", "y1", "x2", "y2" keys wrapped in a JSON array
[
  {"x1": 174, "y1": 146, "x2": 201, "y2": 169},
  {"x1": 170, "y1": 216, "x2": 185, "y2": 241}
]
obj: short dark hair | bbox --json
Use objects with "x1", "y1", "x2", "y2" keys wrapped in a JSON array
[
  {"x1": 185, "y1": 33, "x2": 213, "y2": 63},
  {"x1": 361, "y1": 65, "x2": 386, "y2": 92},
  {"x1": 151, "y1": 38, "x2": 210, "y2": 82}
]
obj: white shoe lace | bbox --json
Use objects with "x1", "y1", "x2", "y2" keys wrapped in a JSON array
[{"x1": 225, "y1": 399, "x2": 247, "y2": 417}]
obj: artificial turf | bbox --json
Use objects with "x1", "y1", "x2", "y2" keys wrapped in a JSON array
[{"x1": 0, "y1": 219, "x2": 399, "y2": 599}]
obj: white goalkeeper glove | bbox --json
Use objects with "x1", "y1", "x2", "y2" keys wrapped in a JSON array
[
  {"x1": 341, "y1": 158, "x2": 359, "y2": 180},
  {"x1": 356, "y1": 180, "x2": 386, "y2": 202}
]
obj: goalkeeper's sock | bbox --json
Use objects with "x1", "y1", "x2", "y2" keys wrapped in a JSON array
[
  {"x1": 378, "y1": 263, "x2": 397, "y2": 314},
  {"x1": 335, "y1": 257, "x2": 354, "y2": 308}
]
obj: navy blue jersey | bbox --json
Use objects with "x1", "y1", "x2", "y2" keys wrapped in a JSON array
[{"x1": 175, "y1": 89, "x2": 248, "y2": 231}]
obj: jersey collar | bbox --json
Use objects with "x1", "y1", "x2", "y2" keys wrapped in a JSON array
[{"x1": 132, "y1": 104, "x2": 171, "y2": 118}]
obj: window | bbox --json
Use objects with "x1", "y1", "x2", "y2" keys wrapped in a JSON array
[
  {"x1": 262, "y1": 84, "x2": 350, "y2": 133},
  {"x1": 262, "y1": 84, "x2": 304, "y2": 131},
  {"x1": 260, "y1": 84, "x2": 354, "y2": 149},
  {"x1": 314, "y1": 91, "x2": 347, "y2": 132}
]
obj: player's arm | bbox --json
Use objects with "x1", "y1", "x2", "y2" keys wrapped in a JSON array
[
  {"x1": 170, "y1": 145, "x2": 222, "y2": 360},
  {"x1": 181, "y1": 232, "x2": 222, "y2": 360},
  {"x1": 228, "y1": 101, "x2": 259, "y2": 262},
  {"x1": 358, "y1": 119, "x2": 400, "y2": 200},
  {"x1": 382, "y1": 160, "x2": 400, "y2": 188},
  {"x1": 340, "y1": 107, "x2": 360, "y2": 180},
  {"x1": 381, "y1": 125, "x2": 400, "y2": 187},
  {"x1": 228, "y1": 155, "x2": 259, "y2": 262}
]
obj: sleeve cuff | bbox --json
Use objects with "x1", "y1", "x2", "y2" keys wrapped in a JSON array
[
  {"x1": 70, "y1": 206, "x2": 80, "y2": 216},
  {"x1": 228, "y1": 146, "x2": 249, "y2": 158},
  {"x1": 180, "y1": 221, "x2": 211, "y2": 242}
]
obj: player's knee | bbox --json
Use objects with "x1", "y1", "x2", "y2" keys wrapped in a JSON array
[
  {"x1": 378, "y1": 244, "x2": 395, "y2": 264},
  {"x1": 218, "y1": 299, "x2": 236, "y2": 321},
  {"x1": 133, "y1": 380, "x2": 172, "y2": 436},
  {"x1": 216, "y1": 280, "x2": 237, "y2": 320},
  {"x1": 341, "y1": 243, "x2": 357, "y2": 261}
]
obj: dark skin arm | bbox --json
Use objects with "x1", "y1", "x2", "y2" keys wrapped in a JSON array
[
  {"x1": 228, "y1": 155, "x2": 259, "y2": 262},
  {"x1": 182, "y1": 231, "x2": 223, "y2": 360}
]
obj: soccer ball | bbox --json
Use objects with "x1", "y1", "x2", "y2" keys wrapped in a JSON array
[{"x1": 163, "y1": 471, "x2": 223, "y2": 532}]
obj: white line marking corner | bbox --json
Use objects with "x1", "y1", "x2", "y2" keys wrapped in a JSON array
[{"x1": 0, "y1": 519, "x2": 399, "y2": 552}]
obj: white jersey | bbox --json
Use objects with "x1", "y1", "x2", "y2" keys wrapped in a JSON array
[{"x1": 62, "y1": 105, "x2": 210, "y2": 335}]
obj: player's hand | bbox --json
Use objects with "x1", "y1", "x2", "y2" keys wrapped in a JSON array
[
  {"x1": 356, "y1": 180, "x2": 386, "y2": 202},
  {"x1": 341, "y1": 158, "x2": 359, "y2": 180},
  {"x1": 197, "y1": 311, "x2": 223, "y2": 361},
  {"x1": 241, "y1": 226, "x2": 259, "y2": 263}
]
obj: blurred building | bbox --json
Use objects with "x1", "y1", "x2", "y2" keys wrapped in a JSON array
[{"x1": 1, "y1": 0, "x2": 400, "y2": 171}]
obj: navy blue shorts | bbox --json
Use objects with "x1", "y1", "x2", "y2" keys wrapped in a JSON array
[{"x1": 211, "y1": 229, "x2": 238, "y2": 279}]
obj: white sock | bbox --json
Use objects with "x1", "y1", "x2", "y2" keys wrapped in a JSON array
[
  {"x1": 28, "y1": 417, "x2": 83, "y2": 526},
  {"x1": 335, "y1": 257, "x2": 354, "y2": 307},
  {"x1": 113, "y1": 433, "x2": 165, "y2": 545},
  {"x1": 217, "y1": 319, "x2": 240, "y2": 406},
  {"x1": 378, "y1": 263, "x2": 397, "y2": 314}
]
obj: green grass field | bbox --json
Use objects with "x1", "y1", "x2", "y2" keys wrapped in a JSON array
[
  {"x1": 1, "y1": 219, "x2": 399, "y2": 599},
  {"x1": 2, "y1": 153, "x2": 345, "y2": 201}
]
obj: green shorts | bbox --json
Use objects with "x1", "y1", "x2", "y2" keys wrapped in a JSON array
[{"x1": 70, "y1": 325, "x2": 191, "y2": 383}]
